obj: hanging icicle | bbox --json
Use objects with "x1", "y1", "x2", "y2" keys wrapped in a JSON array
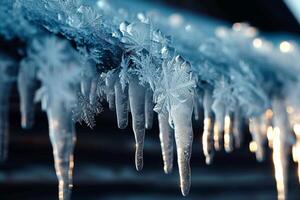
[
  {"x1": 158, "y1": 113, "x2": 174, "y2": 174},
  {"x1": 202, "y1": 88, "x2": 215, "y2": 164},
  {"x1": 0, "y1": 53, "x2": 16, "y2": 162},
  {"x1": 17, "y1": 58, "x2": 38, "y2": 129}
]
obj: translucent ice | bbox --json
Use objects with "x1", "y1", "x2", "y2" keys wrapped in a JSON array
[
  {"x1": 18, "y1": 58, "x2": 38, "y2": 129},
  {"x1": 272, "y1": 97, "x2": 295, "y2": 200},
  {"x1": 170, "y1": 97, "x2": 194, "y2": 196},
  {"x1": 158, "y1": 113, "x2": 174, "y2": 174},
  {"x1": 202, "y1": 88, "x2": 215, "y2": 164},
  {"x1": 0, "y1": 53, "x2": 15, "y2": 162},
  {"x1": 144, "y1": 88, "x2": 154, "y2": 129},
  {"x1": 114, "y1": 78, "x2": 129, "y2": 129},
  {"x1": 47, "y1": 102, "x2": 76, "y2": 200},
  {"x1": 128, "y1": 75, "x2": 145, "y2": 171}
]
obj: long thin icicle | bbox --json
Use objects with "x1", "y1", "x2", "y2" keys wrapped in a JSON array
[
  {"x1": 170, "y1": 98, "x2": 194, "y2": 196},
  {"x1": 128, "y1": 76, "x2": 145, "y2": 171},
  {"x1": 0, "y1": 82, "x2": 11, "y2": 162},
  {"x1": 47, "y1": 102, "x2": 76, "y2": 200},
  {"x1": 158, "y1": 113, "x2": 174, "y2": 174},
  {"x1": 272, "y1": 97, "x2": 294, "y2": 200}
]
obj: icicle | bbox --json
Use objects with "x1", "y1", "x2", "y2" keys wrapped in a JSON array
[
  {"x1": 105, "y1": 71, "x2": 117, "y2": 111},
  {"x1": 145, "y1": 88, "x2": 154, "y2": 129},
  {"x1": 89, "y1": 78, "x2": 98, "y2": 105},
  {"x1": 224, "y1": 113, "x2": 234, "y2": 153},
  {"x1": 202, "y1": 88, "x2": 214, "y2": 164},
  {"x1": 128, "y1": 76, "x2": 145, "y2": 171},
  {"x1": 80, "y1": 75, "x2": 92, "y2": 97},
  {"x1": 47, "y1": 102, "x2": 76, "y2": 200},
  {"x1": 292, "y1": 124, "x2": 300, "y2": 183},
  {"x1": 272, "y1": 97, "x2": 294, "y2": 200},
  {"x1": 265, "y1": 109, "x2": 274, "y2": 148},
  {"x1": 233, "y1": 108, "x2": 243, "y2": 148},
  {"x1": 170, "y1": 98, "x2": 194, "y2": 196},
  {"x1": 17, "y1": 67, "x2": 38, "y2": 129},
  {"x1": 193, "y1": 97, "x2": 200, "y2": 121},
  {"x1": 114, "y1": 79, "x2": 129, "y2": 129},
  {"x1": 193, "y1": 89, "x2": 203, "y2": 121},
  {"x1": 0, "y1": 54, "x2": 14, "y2": 162},
  {"x1": 249, "y1": 117, "x2": 266, "y2": 162},
  {"x1": 158, "y1": 113, "x2": 174, "y2": 174},
  {"x1": 0, "y1": 82, "x2": 12, "y2": 162},
  {"x1": 213, "y1": 104, "x2": 225, "y2": 151}
]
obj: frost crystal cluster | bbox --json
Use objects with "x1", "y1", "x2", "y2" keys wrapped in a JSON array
[{"x1": 0, "y1": 0, "x2": 300, "y2": 199}]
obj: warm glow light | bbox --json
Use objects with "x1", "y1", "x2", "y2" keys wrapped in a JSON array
[
  {"x1": 249, "y1": 141, "x2": 257, "y2": 153},
  {"x1": 224, "y1": 115, "x2": 232, "y2": 152},
  {"x1": 213, "y1": 122, "x2": 221, "y2": 151},
  {"x1": 293, "y1": 123, "x2": 300, "y2": 183},
  {"x1": 298, "y1": 163, "x2": 300, "y2": 184},
  {"x1": 292, "y1": 145, "x2": 299, "y2": 162},
  {"x1": 280, "y1": 41, "x2": 293, "y2": 53},
  {"x1": 267, "y1": 126, "x2": 274, "y2": 148},
  {"x1": 204, "y1": 117, "x2": 211, "y2": 131},
  {"x1": 293, "y1": 124, "x2": 300, "y2": 136},
  {"x1": 232, "y1": 23, "x2": 257, "y2": 37},
  {"x1": 286, "y1": 106, "x2": 294, "y2": 114},
  {"x1": 273, "y1": 127, "x2": 286, "y2": 200},
  {"x1": 253, "y1": 38, "x2": 262, "y2": 48},
  {"x1": 233, "y1": 23, "x2": 242, "y2": 32},
  {"x1": 265, "y1": 109, "x2": 273, "y2": 119},
  {"x1": 169, "y1": 13, "x2": 184, "y2": 28},
  {"x1": 203, "y1": 117, "x2": 212, "y2": 164}
]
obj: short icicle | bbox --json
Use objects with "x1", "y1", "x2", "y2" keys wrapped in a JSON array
[
  {"x1": 202, "y1": 88, "x2": 215, "y2": 164},
  {"x1": 128, "y1": 76, "x2": 145, "y2": 171},
  {"x1": 145, "y1": 88, "x2": 154, "y2": 130},
  {"x1": 213, "y1": 104, "x2": 225, "y2": 151},
  {"x1": 249, "y1": 116, "x2": 266, "y2": 162},
  {"x1": 233, "y1": 108, "x2": 243, "y2": 148},
  {"x1": 158, "y1": 113, "x2": 174, "y2": 174},
  {"x1": 105, "y1": 71, "x2": 117, "y2": 111},
  {"x1": 224, "y1": 113, "x2": 234, "y2": 153},
  {"x1": 170, "y1": 97, "x2": 194, "y2": 196},
  {"x1": 193, "y1": 90, "x2": 203, "y2": 121},
  {"x1": 17, "y1": 65, "x2": 38, "y2": 129},
  {"x1": 114, "y1": 79, "x2": 129, "y2": 129}
]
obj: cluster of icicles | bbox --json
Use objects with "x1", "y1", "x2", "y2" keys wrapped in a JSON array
[{"x1": 1, "y1": 0, "x2": 300, "y2": 200}]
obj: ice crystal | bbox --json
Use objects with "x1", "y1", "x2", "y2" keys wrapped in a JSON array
[
  {"x1": 154, "y1": 55, "x2": 196, "y2": 124},
  {"x1": 118, "y1": 55, "x2": 131, "y2": 91},
  {"x1": 72, "y1": 93, "x2": 102, "y2": 128}
]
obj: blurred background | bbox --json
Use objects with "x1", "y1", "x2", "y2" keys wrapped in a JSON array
[{"x1": 1, "y1": 0, "x2": 300, "y2": 199}]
